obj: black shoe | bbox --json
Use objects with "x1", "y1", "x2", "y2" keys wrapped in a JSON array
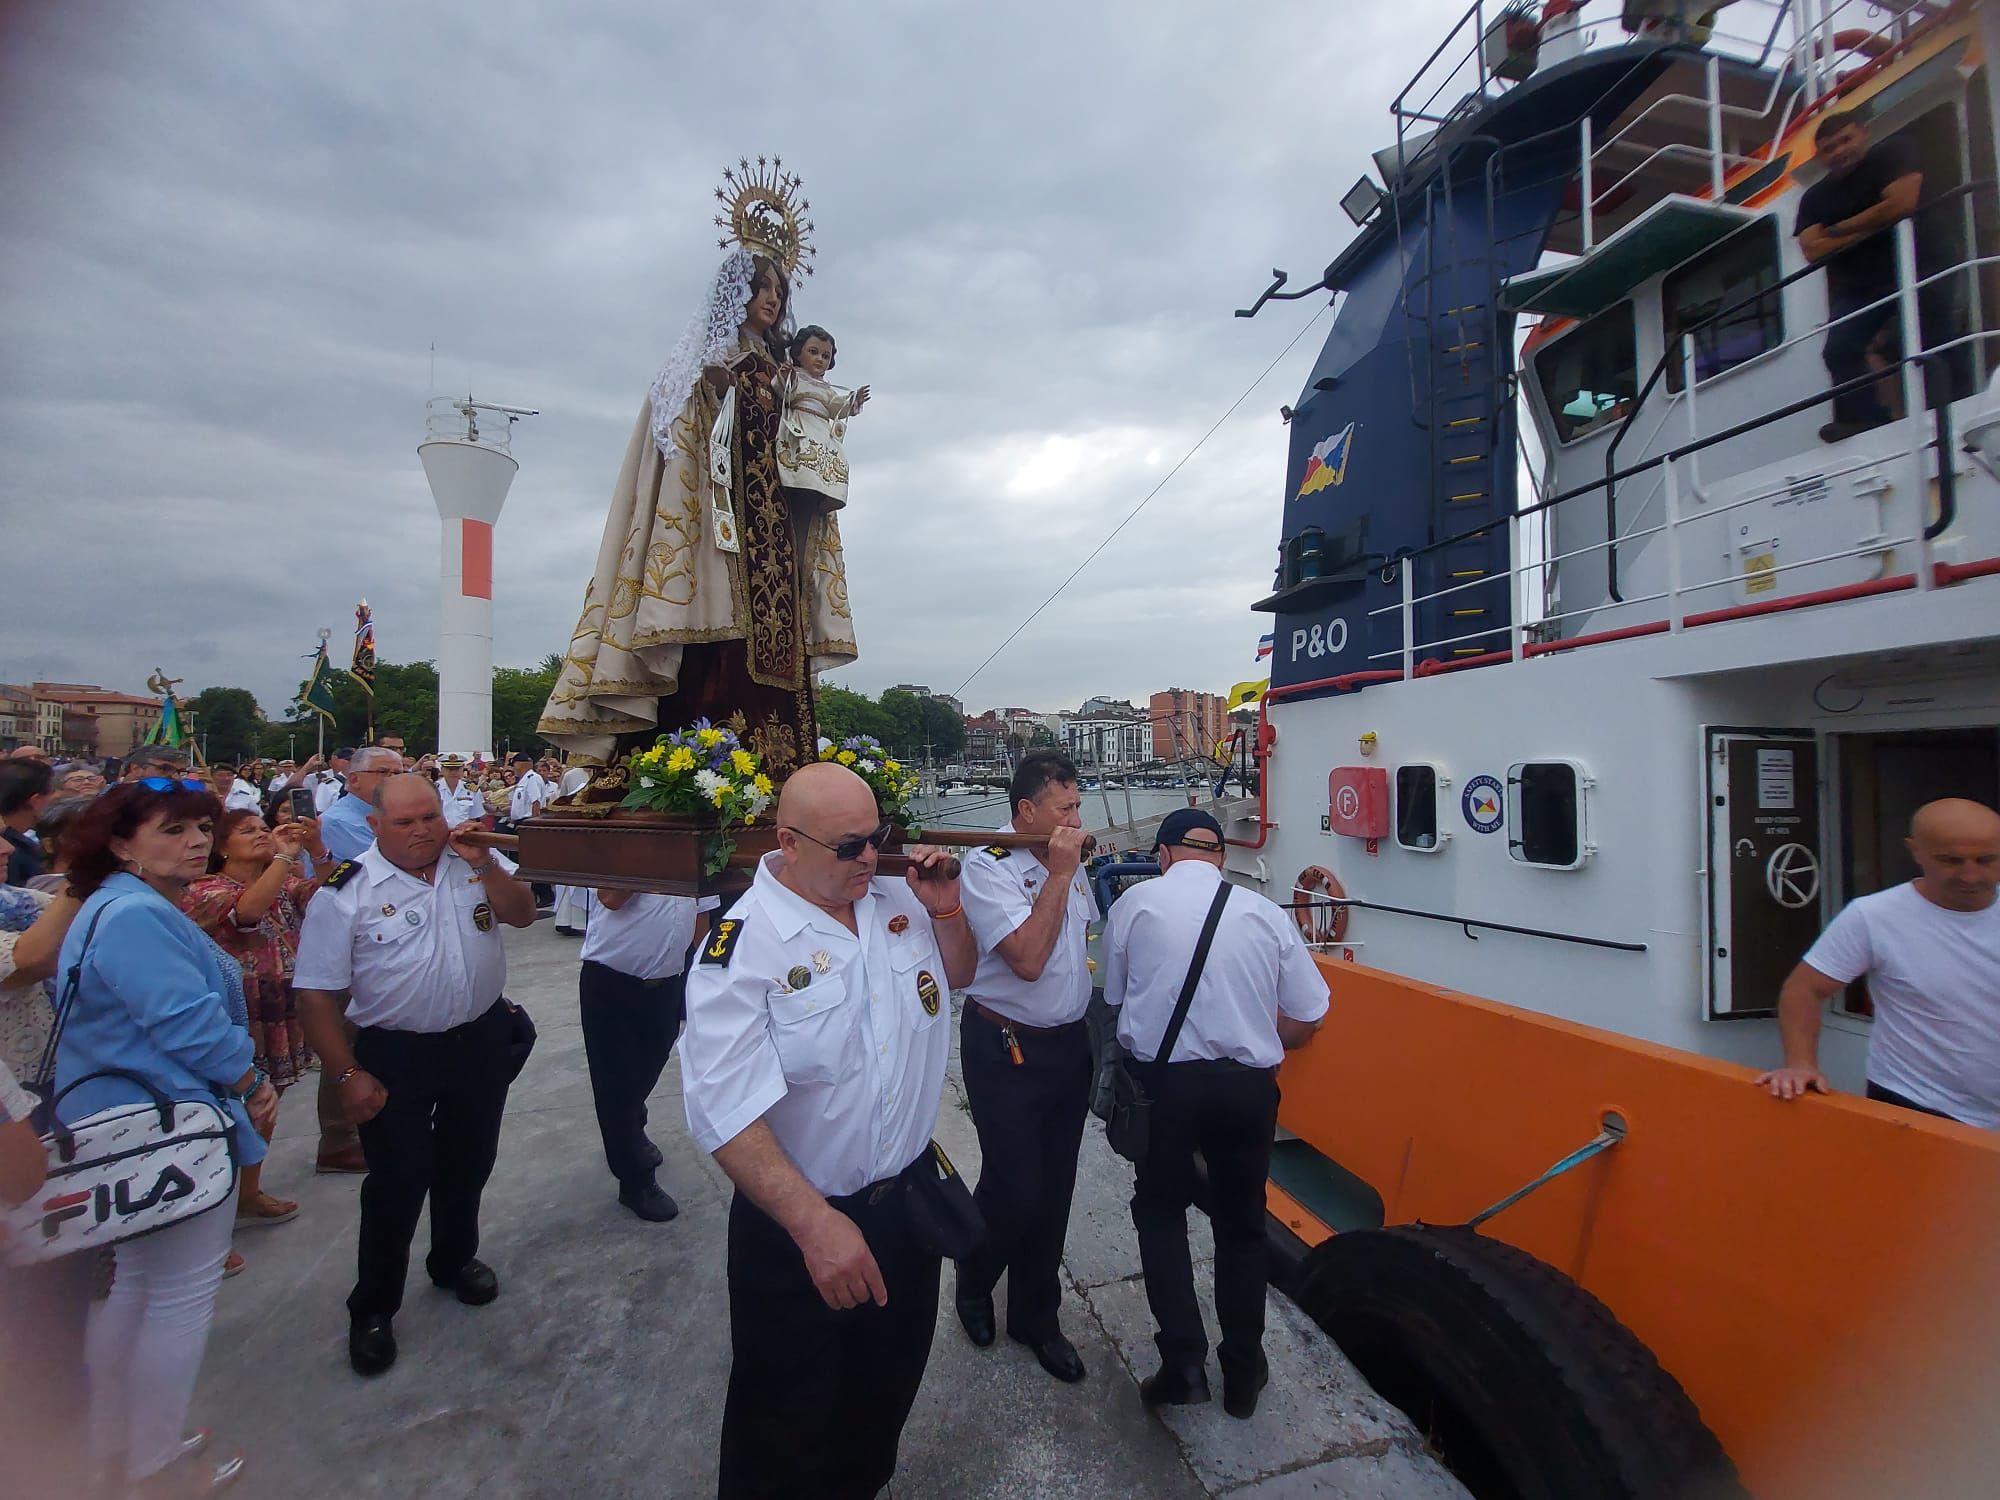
[
  {"x1": 1012, "y1": 1331, "x2": 1086, "y2": 1383},
  {"x1": 1221, "y1": 1356, "x2": 1269, "y2": 1419},
  {"x1": 348, "y1": 1315, "x2": 396, "y2": 1375},
  {"x1": 955, "y1": 1292, "x2": 996, "y2": 1348},
  {"x1": 430, "y1": 1258, "x2": 499, "y2": 1305},
  {"x1": 554, "y1": 926, "x2": 582, "y2": 938},
  {"x1": 1139, "y1": 1362, "x2": 1211, "y2": 1407},
  {"x1": 643, "y1": 1140, "x2": 664, "y2": 1170},
  {"x1": 619, "y1": 1182, "x2": 680, "y2": 1222}
]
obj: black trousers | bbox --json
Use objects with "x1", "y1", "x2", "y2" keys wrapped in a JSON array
[
  {"x1": 1131, "y1": 1059, "x2": 1280, "y2": 1375},
  {"x1": 578, "y1": 959, "x2": 684, "y2": 1189},
  {"x1": 349, "y1": 999, "x2": 513, "y2": 1320},
  {"x1": 1824, "y1": 299, "x2": 1901, "y2": 424},
  {"x1": 718, "y1": 1161, "x2": 942, "y2": 1500},
  {"x1": 1866, "y1": 1079, "x2": 1961, "y2": 1123},
  {"x1": 956, "y1": 1006, "x2": 1092, "y2": 1342}
]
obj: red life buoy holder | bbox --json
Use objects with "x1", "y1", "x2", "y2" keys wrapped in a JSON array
[{"x1": 1294, "y1": 865, "x2": 1349, "y2": 945}]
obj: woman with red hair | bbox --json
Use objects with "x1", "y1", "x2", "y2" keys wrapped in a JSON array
[{"x1": 57, "y1": 778, "x2": 268, "y2": 1497}]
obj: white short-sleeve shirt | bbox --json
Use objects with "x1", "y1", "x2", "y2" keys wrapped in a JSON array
[
  {"x1": 958, "y1": 823, "x2": 1099, "y2": 1027},
  {"x1": 581, "y1": 890, "x2": 720, "y2": 981},
  {"x1": 679, "y1": 854, "x2": 952, "y2": 1197},
  {"x1": 508, "y1": 770, "x2": 549, "y2": 823},
  {"x1": 1802, "y1": 881, "x2": 2000, "y2": 1129},
  {"x1": 1102, "y1": 860, "x2": 1330, "y2": 1068},
  {"x1": 293, "y1": 845, "x2": 519, "y2": 1033},
  {"x1": 438, "y1": 778, "x2": 485, "y2": 829}
]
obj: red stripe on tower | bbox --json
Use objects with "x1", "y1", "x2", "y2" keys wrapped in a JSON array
[{"x1": 461, "y1": 519, "x2": 493, "y2": 599}]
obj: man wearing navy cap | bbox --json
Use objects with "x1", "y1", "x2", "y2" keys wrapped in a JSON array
[{"x1": 1101, "y1": 807, "x2": 1330, "y2": 1419}]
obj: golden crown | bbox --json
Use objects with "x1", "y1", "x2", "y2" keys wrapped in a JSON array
[{"x1": 714, "y1": 155, "x2": 815, "y2": 278}]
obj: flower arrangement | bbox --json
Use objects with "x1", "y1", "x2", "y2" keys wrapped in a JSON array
[
  {"x1": 622, "y1": 719, "x2": 775, "y2": 873},
  {"x1": 818, "y1": 735, "x2": 920, "y2": 827}
]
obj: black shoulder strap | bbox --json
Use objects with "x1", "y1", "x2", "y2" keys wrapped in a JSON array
[
  {"x1": 1153, "y1": 880, "x2": 1231, "y2": 1069},
  {"x1": 31, "y1": 899, "x2": 116, "y2": 1091}
]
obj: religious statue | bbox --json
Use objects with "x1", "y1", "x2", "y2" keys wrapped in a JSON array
[
  {"x1": 537, "y1": 158, "x2": 858, "y2": 774},
  {"x1": 146, "y1": 669, "x2": 184, "y2": 698}
]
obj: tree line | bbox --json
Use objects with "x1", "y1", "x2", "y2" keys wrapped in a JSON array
[{"x1": 179, "y1": 656, "x2": 565, "y2": 763}]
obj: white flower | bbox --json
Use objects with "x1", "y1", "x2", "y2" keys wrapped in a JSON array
[
  {"x1": 747, "y1": 788, "x2": 773, "y2": 816},
  {"x1": 693, "y1": 769, "x2": 725, "y2": 797},
  {"x1": 638, "y1": 775, "x2": 657, "y2": 789},
  {"x1": 816, "y1": 736, "x2": 833, "y2": 752},
  {"x1": 860, "y1": 759, "x2": 877, "y2": 773}
]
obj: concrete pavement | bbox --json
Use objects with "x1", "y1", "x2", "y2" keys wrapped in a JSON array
[{"x1": 195, "y1": 917, "x2": 1466, "y2": 1499}]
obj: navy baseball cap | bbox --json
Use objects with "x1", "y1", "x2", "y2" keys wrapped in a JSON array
[{"x1": 1154, "y1": 808, "x2": 1224, "y2": 853}]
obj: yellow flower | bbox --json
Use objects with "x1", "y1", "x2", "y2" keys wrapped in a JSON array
[
  {"x1": 743, "y1": 813, "x2": 756, "y2": 826},
  {"x1": 883, "y1": 759, "x2": 901, "y2": 773},
  {"x1": 667, "y1": 746, "x2": 696, "y2": 773},
  {"x1": 753, "y1": 773, "x2": 773, "y2": 795},
  {"x1": 836, "y1": 749, "x2": 857, "y2": 766},
  {"x1": 820, "y1": 745, "x2": 838, "y2": 760},
  {"x1": 711, "y1": 786, "x2": 728, "y2": 807},
  {"x1": 697, "y1": 727, "x2": 723, "y2": 747},
  {"x1": 730, "y1": 749, "x2": 756, "y2": 776}
]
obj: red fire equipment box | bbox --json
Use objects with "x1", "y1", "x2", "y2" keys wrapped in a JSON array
[{"x1": 1327, "y1": 766, "x2": 1390, "y2": 839}]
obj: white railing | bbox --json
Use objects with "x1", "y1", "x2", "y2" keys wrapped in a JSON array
[
  {"x1": 423, "y1": 396, "x2": 525, "y2": 454},
  {"x1": 1371, "y1": 217, "x2": 1986, "y2": 668}
]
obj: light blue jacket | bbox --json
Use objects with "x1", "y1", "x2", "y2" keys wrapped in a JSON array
[
  {"x1": 53, "y1": 873, "x2": 266, "y2": 1166},
  {"x1": 319, "y1": 791, "x2": 375, "y2": 865}
]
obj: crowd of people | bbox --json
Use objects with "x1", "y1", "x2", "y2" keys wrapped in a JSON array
[{"x1": 1, "y1": 728, "x2": 1994, "y2": 1499}]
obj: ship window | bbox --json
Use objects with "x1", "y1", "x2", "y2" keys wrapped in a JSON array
[
  {"x1": 1395, "y1": 764, "x2": 1442, "y2": 852},
  {"x1": 1507, "y1": 760, "x2": 1587, "y2": 869},
  {"x1": 1533, "y1": 303, "x2": 1636, "y2": 443},
  {"x1": 1664, "y1": 219, "x2": 1783, "y2": 392}
]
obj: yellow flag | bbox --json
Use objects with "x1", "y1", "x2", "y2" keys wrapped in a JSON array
[{"x1": 1226, "y1": 678, "x2": 1268, "y2": 711}]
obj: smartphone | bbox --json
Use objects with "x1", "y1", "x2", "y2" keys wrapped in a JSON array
[{"x1": 288, "y1": 788, "x2": 314, "y2": 822}]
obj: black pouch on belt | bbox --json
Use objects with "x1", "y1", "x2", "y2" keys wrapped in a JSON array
[{"x1": 901, "y1": 1140, "x2": 987, "y2": 1260}]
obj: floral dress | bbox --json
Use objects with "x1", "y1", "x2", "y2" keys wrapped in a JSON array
[
  {"x1": 0, "y1": 882, "x2": 56, "y2": 1088},
  {"x1": 182, "y1": 873, "x2": 317, "y2": 1089}
]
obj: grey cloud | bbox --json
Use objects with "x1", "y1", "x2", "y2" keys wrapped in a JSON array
[{"x1": 2, "y1": 0, "x2": 1454, "y2": 717}]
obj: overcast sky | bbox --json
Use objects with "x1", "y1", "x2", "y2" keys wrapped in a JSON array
[{"x1": 0, "y1": 0, "x2": 1464, "y2": 721}]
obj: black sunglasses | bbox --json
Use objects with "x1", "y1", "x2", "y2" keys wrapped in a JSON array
[
  {"x1": 137, "y1": 777, "x2": 207, "y2": 792},
  {"x1": 784, "y1": 822, "x2": 893, "y2": 862}
]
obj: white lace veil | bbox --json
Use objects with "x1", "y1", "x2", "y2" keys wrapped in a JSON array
[{"x1": 647, "y1": 250, "x2": 757, "y2": 461}]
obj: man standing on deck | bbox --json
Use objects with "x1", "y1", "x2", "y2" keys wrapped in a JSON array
[
  {"x1": 680, "y1": 763, "x2": 972, "y2": 1499},
  {"x1": 951, "y1": 749, "x2": 1097, "y2": 1383},
  {"x1": 294, "y1": 774, "x2": 539, "y2": 1374},
  {"x1": 1794, "y1": 109, "x2": 1923, "y2": 442},
  {"x1": 1102, "y1": 808, "x2": 1329, "y2": 1417},
  {"x1": 1757, "y1": 798, "x2": 2000, "y2": 1128}
]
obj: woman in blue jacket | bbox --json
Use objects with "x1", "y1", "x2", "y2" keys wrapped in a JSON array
[{"x1": 56, "y1": 779, "x2": 275, "y2": 1499}]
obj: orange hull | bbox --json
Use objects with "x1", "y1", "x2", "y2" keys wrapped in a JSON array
[{"x1": 1272, "y1": 959, "x2": 2000, "y2": 1498}]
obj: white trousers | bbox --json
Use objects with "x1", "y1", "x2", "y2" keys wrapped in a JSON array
[{"x1": 87, "y1": 1186, "x2": 238, "y2": 1482}]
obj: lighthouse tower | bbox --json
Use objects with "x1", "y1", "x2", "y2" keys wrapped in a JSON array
[{"x1": 418, "y1": 396, "x2": 536, "y2": 757}]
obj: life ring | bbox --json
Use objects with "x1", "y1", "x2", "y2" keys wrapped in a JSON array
[{"x1": 1294, "y1": 865, "x2": 1350, "y2": 945}]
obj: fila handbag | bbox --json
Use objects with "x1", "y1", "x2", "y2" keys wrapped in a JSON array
[
  {"x1": 5, "y1": 1069, "x2": 238, "y2": 1265},
  {"x1": 6, "y1": 901, "x2": 240, "y2": 1264}
]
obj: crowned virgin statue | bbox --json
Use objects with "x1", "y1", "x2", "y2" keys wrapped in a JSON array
[{"x1": 537, "y1": 159, "x2": 856, "y2": 772}]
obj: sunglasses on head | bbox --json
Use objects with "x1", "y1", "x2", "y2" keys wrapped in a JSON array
[
  {"x1": 137, "y1": 777, "x2": 207, "y2": 792},
  {"x1": 785, "y1": 822, "x2": 893, "y2": 862}
]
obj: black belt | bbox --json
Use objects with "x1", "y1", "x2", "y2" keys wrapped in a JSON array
[
  {"x1": 831, "y1": 1148, "x2": 931, "y2": 1209},
  {"x1": 969, "y1": 999, "x2": 1084, "y2": 1035}
]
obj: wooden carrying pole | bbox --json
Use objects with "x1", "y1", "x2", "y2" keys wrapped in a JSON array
[{"x1": 462, "y1": 829, "x2": 961, "y2": 881}]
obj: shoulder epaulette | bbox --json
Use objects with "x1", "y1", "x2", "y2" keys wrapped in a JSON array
[
  {"x1": 982, "y1": 845, "x2": 1011, "y2": 860},
  {"x1": 700, "y1": 917, "x2": 746, "y2": 966},
  {"x1": 325, "y1": 860, "x2": 360, "y2": 890}
]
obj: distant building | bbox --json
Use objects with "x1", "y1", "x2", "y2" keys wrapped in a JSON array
[
  {"x1": 1063, "y1": 698, "x2": 1148, "y2": 770},
  {"x1": 964, "y1": 710, "x2": 1004, "y2": 764},
  {"x1": 1149, "y1": 688, "x2": 1228, "y2": 761},
  {"x1": 0, "y1": 684, "x2": 31, "y2": 752},
  {"x1": 932, "y1": 693, "x2": 964, "y2": 718},
  {"x1": 888, "y1": 683, "x2": 932, "y2": 698},
  {"x1": 1080, "y1": 695, "x2": 1141, "y2": 718},
  {"x1": 30, "y1": 682, "x2": 163, "y2": 758}
]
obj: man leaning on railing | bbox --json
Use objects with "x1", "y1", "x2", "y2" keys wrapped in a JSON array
[{"x1": 1794, "y1": 108, "x2": 1924, "y2": 443}]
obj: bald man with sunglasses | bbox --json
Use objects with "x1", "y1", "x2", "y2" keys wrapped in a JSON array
[{"x1": 680, "y1": 762, "x2": 974, "y2": 1500}]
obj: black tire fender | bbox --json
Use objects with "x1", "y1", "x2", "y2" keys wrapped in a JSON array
[{"x1": 1293, "y1": 1224, "x2": 1746, "y2": 1500}]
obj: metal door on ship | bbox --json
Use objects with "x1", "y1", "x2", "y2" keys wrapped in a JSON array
[{"x1": 1703, "y1": 730, "x2": 1823, "y2": 1019}]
